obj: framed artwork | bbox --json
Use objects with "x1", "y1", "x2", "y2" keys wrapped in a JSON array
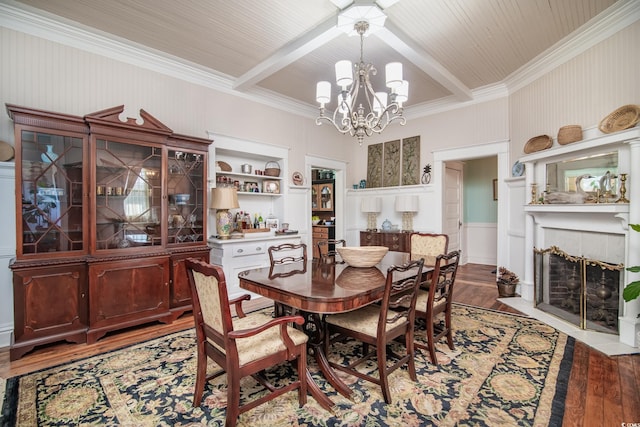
[
  {"x1": 401, "y1": 136, "x2": 420, "y2": 185},
  {"x1": 366, "y1": 143, "x2": 383, "y2": 188},
  {"x1": 263, "y1": 180, "x2": 280, "y2": 194},
  {"x1": 265, "y1": 217, "x2": 279, "y2": 230},
  {"x1": 382, "y1": 139, "x2": 400, "y2": 187}
]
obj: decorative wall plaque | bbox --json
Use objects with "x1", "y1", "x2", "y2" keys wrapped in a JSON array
[
  {"x1": 401, "y1": 136, "x2": 420, "y2": 185},
  {"x1": 382, "y1": 139, "x2": 400, "y2": 187},
  {"x1": 366, "y1": 143, "x2": 383, "y2": 188}
]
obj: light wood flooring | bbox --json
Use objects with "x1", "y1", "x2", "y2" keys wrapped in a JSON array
[{"x1": 1, "y1": 263, "x2": 639, "y2": 426}]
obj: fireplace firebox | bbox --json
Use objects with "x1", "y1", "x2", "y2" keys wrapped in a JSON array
[{"x1": 534, "y1": 246, "x2": 624, "y2": 334}]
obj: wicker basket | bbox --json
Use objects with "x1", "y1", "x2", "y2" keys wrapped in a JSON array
[
  {"x1": 557, "y1": 125, "x2": 583, "y2": 145},
  {"x1": 523, "y1": 135, "x2": 553, "y2": 154},
  {"x1": 336, "y1": 246, "x2": 389, "y2": 268},
  {"x1": 599, "y1": 104, "x2": 640, "y2": 134},
  {"x1": 264, "y1": 161, "x2": 281, "y2": 177}
]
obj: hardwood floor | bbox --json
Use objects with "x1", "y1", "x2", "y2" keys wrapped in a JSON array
[{"x1": 1, "y1": 263, "x2": 639, "y2": 426}]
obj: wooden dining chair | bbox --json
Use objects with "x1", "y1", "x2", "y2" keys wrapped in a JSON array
[
  {"x1": 409, "y1": 233, "x2": 449, "y2": 267},
  {"x1": 185, "y1": 258, "x2": 309, "y2": 427},
  {"x1": 317, "y1": 239, "x2": 346, "y2": 263},
  {"x1": 268, "y1": 243, "x2": 307, "y2": 316},
  {"x1": 268, "y1": 242, "x2": 307, "y2": 265},
  {"x1": 414, "y1": 250, "x2": 461, "y2": 365},
  {"x1": 323, "y1": 258, "x2": 424, "y2": 404}
]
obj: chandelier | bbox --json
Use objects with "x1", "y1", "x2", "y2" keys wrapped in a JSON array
[{"x1": 315, "y1": 20, "x2": 408, "y2": 146}]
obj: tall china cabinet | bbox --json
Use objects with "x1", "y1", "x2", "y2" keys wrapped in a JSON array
[{"x1": 7, "y1": 104, "x2": 211, "y2": 359}]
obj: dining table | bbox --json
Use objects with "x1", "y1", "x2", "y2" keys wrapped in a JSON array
[{"x1": 238, "y1": 258, "x2": 431, "y2": 410}]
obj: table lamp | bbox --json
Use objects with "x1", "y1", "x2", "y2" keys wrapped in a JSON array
[
  {"x1": 210, "y1": 186, "x2": 239, "y2": 239},
  {"x1": 361, "y1": 197, "x2": 381, "y2": 231},
  {"x1": 395, "y1": 195, "x2": 419, "y2": 232}
]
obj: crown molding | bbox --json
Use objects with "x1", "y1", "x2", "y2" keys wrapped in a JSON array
[
  {"x1": 504, "y1": 0, "x2": 640, "y2": 93},
  {"x1": 405, "y1": 83, "x2": 508, "y2": 120}
]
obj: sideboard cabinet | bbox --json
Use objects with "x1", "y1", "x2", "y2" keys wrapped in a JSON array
[
  {"x1": 7, "y1": 104, "x2": 212, "y2": 359},
  {"x1": 360, "y1": 230, "x2": 411, "y2": 253}
]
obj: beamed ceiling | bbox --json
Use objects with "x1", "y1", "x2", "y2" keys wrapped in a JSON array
[{"x1": 2, "y1": 0, "x2": 638, "y2": 118}]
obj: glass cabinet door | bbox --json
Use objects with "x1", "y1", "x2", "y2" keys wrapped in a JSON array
[
  {"x1": 167, "y1": 149, "x2": 205, "y2": 245},
  {"x1": 94, "y1": 139, "x2": 162, "y2": 250},
  {"x1": 20, "y1": 130, "x2": 85, "y2": 255},
  {"x1": 311, "y1": 185, "x2": 318, "y2": 209},
  {"x1": 319, "y1": 183, "x2": 333, "y2": 210}
]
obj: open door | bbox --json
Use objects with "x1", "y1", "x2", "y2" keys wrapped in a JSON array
[{"x1": 443, "y1": 164, "x2": 462, "y2": 256}]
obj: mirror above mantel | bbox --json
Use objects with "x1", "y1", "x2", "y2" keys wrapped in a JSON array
[{"x1": 546, "y1": 151, "x2": 618, "y2": 194}]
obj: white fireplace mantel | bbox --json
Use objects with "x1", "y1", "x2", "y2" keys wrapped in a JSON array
[
  {"x1": 519, "y1": 127, "x2": 640, "y2": 348},
  {"x1": 525, "y1": 204, "x2": 629, "y2": 234}
]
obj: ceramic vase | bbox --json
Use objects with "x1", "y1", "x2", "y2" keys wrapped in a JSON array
[{"x1": 41, "y1": 145, "x2": 58, "y2": 163}]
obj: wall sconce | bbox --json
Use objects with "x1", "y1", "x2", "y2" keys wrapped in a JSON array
[
  {"x1": 361, "y1": 197, "x2": 381, "y2": 231},
  {"x1": 395, "y1": 195, "x2": 419, "y2": 232},
  {"x1": 210, "y1": 186, "x2": 239, "y2": 239}
]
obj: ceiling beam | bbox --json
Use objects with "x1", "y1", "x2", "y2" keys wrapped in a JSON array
[
  {"x1": 377, "y1": 20, "x2": 473, "y2": 101},
  {"x1": 233, "y1": 15, "x2": 343, "y2": 91}
]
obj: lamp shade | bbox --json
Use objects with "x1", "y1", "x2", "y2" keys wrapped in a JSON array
[
  {"x1": 395, "y1": 80, "x2": 409, "y2": 105},
  {"x1": 210, "y1": 187, "x2": 239, "y2": 210},
  {"x1": 335, "y1": 60, "x2": 353, "y2": 88},
  {"x1": 373, "y1": 92, "x2": 387, "y2": 115},
  {"x1": 316, "y1": 81, "x2": 331, "y2": 105},
  {"x1": 361, "y1": 197, "x2": 381, "y2": 213},
  {"x1": 385, "y1": 62, "x2": 403, "y2": 89},
  {"x1": 395, "y1": 195, "x2": 418, "y2": 212}
]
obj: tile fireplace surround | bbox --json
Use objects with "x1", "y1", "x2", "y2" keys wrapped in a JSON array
[{"x1": 512, "y1": 126, "x2": 640, "y2": 354}]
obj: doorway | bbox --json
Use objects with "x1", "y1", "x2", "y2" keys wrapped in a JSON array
[
  {"x1": 305, "y1": 156, "x2": 347, "y2": 244},
  {"x1": 433, "y1": 140, "x2": 509, "y2": 268}
]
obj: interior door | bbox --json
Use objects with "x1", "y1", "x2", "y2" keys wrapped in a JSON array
[{"x1": 443, "y1": 165, "x2": 462, "y2": 257}]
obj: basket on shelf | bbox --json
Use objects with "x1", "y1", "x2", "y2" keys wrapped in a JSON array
[
  {"x1": 264, "y1": 161, "x2": 281, "y2": 177},
  {"x1": 598, "y1": 104, "x2": 640, "y2": 134},
  {"x1": 523, "y1": 135, "x2": 553, "y2": 154},
  {"x1": 557, "y1": 125, "x2": 583, "y2": 145}
]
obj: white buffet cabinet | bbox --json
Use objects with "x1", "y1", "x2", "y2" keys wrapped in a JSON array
[{"x1": 208, "y1": 234, "x2": 302, "y2": 299}]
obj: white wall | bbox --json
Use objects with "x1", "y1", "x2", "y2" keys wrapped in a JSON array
[{"x1": 0, "y1": 163, "x2": 15, "y2": 347}]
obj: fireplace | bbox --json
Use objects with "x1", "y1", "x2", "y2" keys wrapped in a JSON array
[
  {"x1": 518, "y1": 126, "x2": 640, "y2": 348},
  {"x1": 534, "y1": 246, "x2": 623, "y2": 334}
]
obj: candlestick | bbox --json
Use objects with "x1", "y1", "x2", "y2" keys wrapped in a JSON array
[
  {"x1": 616, "y1": 173, "x2": 629, "y2": 203},
  {"x1": 530, "y1": 183, "x2": 538, "y2": 205}
]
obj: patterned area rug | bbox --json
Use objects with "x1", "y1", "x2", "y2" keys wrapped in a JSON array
[{"x1": 1, "y1": 304, "x2": 573, "y2": 426}]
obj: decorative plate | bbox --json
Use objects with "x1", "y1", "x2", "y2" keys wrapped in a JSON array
[
  {"x1": 512, "y1": 161, "x2": 525, "y2": 177},
  {"x1": 598, "y1": 104, "x2": 640, "y2": 134},
  {"x1": 292, "y1": 171, "x2": 304, "y2": 186},
  {"x1": 0, "y1": 140, "x2": 14, "y2": 162},
  {"x1": 216, "y1": 161, "x2": 232, "y2": 172},
  {"x1": 523, "y1": 135, "x2": 552, "y2": 154}
]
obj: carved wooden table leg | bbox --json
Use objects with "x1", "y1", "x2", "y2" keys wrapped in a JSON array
[{"x1": 302, "y1": 311, "x2": 353, "y2": 399}]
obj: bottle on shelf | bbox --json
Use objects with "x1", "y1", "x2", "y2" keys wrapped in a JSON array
[
  {"x1": 258, "y1": 213, "x2": 264, "y2": 228},
  {"x1": 254, "y1": 213, "x2": 259, "y2": 229}
]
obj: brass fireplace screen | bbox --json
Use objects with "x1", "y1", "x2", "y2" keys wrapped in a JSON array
[{"x1": 534, "y1": 246, "x2": 624, "y2": 334}]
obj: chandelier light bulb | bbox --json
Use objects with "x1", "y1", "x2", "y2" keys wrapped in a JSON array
[
  {"x1": 385, "y1": 62, "x2": 403, "y2": 88},
  {"x1": 316, "y1": 81, "x2": 331, "y2": 106},
  {"x1": 335, "y1": 60, "x2": 353, "y2": 89}
]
